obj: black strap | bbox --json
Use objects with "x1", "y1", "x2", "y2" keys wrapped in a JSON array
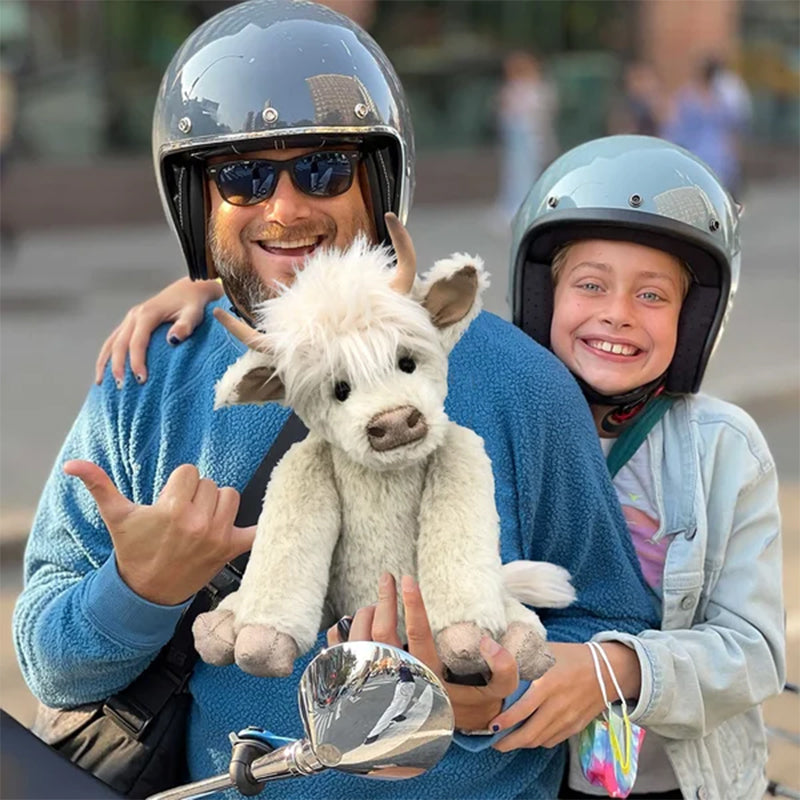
[
  {"x1": 606, "y1": 395, "x2": 674, "y2": 479},
  {"x1": 235, "y1": 412, "x2": 308, "y2": 528},
  {"x1": 104, "y1": 411, "x2": 307, "y2": 738},
  {"x1": 102, "y1": 590, "x2": 213, "y2": 740},
  {"x1": 227, "y1": 411, "x2": 308, "y2": 575}
]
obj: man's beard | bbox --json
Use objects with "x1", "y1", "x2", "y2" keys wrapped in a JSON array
[
  {"x1": 207, "y1": 208, "x2": 374, "y2": 320},
  {"x1": 208, "y1": 222, "x2": 274, "y2": 317}
]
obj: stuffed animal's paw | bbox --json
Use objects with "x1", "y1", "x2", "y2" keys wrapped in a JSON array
[
  {"x1": 193, "y1": 613, "x2": 299, "y2": 677},
  {"x1": 435, "y1": 622, "x2": 489, "y2": 678},
  {"x1": 234, "y1": 625, "x2": 299, "y2": 678},
  {"x1": 193, "y1": 609, "x2": 236, "y2": 666},
  {"x1": 500, "y1": 621, "x2": 555, "y2": 681}
]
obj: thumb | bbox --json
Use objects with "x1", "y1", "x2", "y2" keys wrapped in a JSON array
[
  {"x1": 479, "y1": 636, "x2": 520, "y2": 699},
  {"x1": 63, "y1": 460, "x2": 134, "y2": 527},
  {"x1": 227, "y1": 524, "x2": 257, "y2": 558}
]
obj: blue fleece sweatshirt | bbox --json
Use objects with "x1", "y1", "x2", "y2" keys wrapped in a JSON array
[{"x1": 14, "y1": 303, "x2": 658, "y2": 799}]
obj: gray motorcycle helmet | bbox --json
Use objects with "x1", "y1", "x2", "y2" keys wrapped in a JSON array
[
  {"x1": 152, "y1": 0, "x2": 414, "y2": 280},
  {"x1": 510, "y1": 135, "x2": 741, "y2": 395}
]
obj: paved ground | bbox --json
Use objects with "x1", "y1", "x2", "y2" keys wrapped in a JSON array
[{"x1": 0, "y1": 183, "x2": 798, "y2": 795}]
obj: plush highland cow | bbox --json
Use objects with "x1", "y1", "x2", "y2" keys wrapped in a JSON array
[{"x1": 193, "y1": 214, "x2": 574, "y2": 681}]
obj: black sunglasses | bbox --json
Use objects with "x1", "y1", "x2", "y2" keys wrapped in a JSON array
[{"x1": 206, "y1": 151, "x2": 362, "y2": 206}]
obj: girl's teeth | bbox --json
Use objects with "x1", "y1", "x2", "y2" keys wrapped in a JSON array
[{"x1": 590, "y1": 340, "x2": 637, "y2": 356}]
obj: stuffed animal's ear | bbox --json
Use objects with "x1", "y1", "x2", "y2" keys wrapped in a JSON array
[
  {"x1": 424, "y1": 265, "x2": 479, "y2": 327},
  {"x1": 417, "y1": 253, "x2": 489, "y2": 353},
  {"x1": 214, "y1": 349, "x2": 285, "y2": 408}
]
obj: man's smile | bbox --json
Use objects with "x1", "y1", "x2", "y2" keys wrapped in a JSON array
[{"x1": 255, "y1": 235, "x2": 324, "y2": 259}]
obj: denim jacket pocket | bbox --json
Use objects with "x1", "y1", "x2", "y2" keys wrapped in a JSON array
[{"x1": 713, "y1": 711, "x2": 767, "y2": 798}]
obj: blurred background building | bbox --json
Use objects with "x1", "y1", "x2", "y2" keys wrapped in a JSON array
[{"x1": 0, "y1": 0, "x2": 797, "y2": 229}]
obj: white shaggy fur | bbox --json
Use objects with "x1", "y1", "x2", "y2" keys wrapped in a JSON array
[{"x1": 194, "y1": 237, "x2": 575, "y2": 680}]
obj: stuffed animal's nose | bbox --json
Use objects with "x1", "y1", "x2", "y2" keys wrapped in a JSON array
[{"x1": 366, "y1": 405, "x2": 428, "y2": 451}]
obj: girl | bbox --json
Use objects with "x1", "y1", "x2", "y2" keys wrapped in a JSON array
[{"x1": 502, "y1": 135, "x2": 784, "y2": 799}]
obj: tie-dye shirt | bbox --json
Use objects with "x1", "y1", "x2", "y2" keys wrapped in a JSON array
[
  {"x1": 600, "y1": 438, "x2": 670, "y2": 593},
  {"x1": 593, "y1": 437, "x2": 680, "y2": 794}
]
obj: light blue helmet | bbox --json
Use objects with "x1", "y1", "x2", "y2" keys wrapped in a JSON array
[
  {"x1": 510, "y1": 135, "x2": 741, "y2": 395},
  {"x1": 152, "y1": 0, "x2": 414, "y2": 281}
]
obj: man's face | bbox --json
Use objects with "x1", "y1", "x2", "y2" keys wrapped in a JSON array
[
  {"x1": 207, "y1": 146, "x2": 376, "y2": 312},
  {"x1": 550, "y1": 239, "x2": 685, "y2": 397}
]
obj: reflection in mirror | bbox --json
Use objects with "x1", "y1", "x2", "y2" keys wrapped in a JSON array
[
  {"x1": 298, "y1": 641, "x2": 454, "y2": 778},
  {"x1": 145, "y1": 642, "x2": 455, "y2": 800}
]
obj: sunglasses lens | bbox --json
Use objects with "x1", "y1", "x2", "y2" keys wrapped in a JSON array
[
  {"x1": 294, "y1": 152, "x2": 356, "y2": 197},
  {"x1": 213, "y1": 153, "x2": 357, "y2": 205},
  {"x1": 217, "y1": 161, "x2": 277, "y2": 206}
]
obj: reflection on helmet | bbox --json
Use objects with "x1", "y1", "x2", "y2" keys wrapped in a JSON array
[
  {"x1": 510, "y1": 135, "x2": 741, "y2": 394},
  {"x1": 152, "y1": 0, "x2": 415, "y2": 280}
]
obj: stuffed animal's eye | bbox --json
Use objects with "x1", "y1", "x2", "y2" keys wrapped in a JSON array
[
  {"x1": 334, "y1": 381, "x2": 351, "y2": 402},
  {"x1": 398, "y1": 356, "x2": 416, "y2": 374}
]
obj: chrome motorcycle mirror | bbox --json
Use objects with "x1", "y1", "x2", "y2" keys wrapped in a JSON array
[
  {"x1": 297, "y1": 640, "x2": 454, "y2": 777},
  {"x1": 147, "y1": 642, "x2": 454, "y2": 800}
]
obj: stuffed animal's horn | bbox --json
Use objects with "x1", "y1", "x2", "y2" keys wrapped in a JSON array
[
  {"x1": 385, "y1": 212, "x2": 416, "y2": 294},
  {"x1": 213, "y1": 307, "x2": 270, "y2": 353}
]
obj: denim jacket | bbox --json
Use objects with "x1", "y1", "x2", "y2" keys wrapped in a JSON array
[{"x1": 595, "y1": 393, "x2": 785, "y2": 800}]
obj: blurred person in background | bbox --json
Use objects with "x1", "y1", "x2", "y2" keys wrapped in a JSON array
[
  {"x1": 490, "y1": 50, "x2": 558, "y2": 231},
  {"x1": 14, "y1": 0, "x2": 658, "y2": 797},
  {"x1": 709, "y1": 55, "x2": 753, "y2": 193},
  {"x1": 711, "y1": 57, "x2": 753, "y2": 125},
  {"x1": 0, "y1": 56, "x2": 19, "y2": 265},
  {"x1": 608, "y1": 60, "x2": 667, "y2": 137},
  {"x1": 661, "y1": 56, "x2": 751, "y2": 198}
]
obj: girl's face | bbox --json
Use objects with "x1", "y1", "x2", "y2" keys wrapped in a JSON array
[{"x1": 550, "y1": 239, "x2": 686, "y2": 397}]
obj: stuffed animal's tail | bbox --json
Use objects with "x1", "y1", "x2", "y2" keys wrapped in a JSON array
[{"x1": 502, "y1": 560, "x2": 576, "y2": 608}]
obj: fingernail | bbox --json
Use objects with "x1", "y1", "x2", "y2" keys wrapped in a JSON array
[
  {"x1": 491, "y1": 724, "x2": 500, "y2": 732},
  {"x1": 380, "y1": 572, "x2": 393, "y2": 589},
  {"x1": 169, "y1": 335, "x2": 182, "y2": 346},
  {"x1": 336, "y1": 616, "x2": 353, "y2": 641},
  {"x1": 115, "y1": 378, "x2": 123, "y2": 390},
  {"x1": 401, "y1": 575, "x2": 417, "y2": 592},
  {"x1": 135, "y1": 374, "x2": 145, "y2": 384}
]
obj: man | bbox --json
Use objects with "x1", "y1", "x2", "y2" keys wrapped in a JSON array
[
  {"x1": 13, "y1": 2, "x2": 658, "y2": 797},
  {"x1": 363, "y1": 664, "x2": 416, "y2": 746}
]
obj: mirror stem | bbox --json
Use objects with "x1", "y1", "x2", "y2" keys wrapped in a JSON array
[
  {"x1": 145, "y1": 772, "x2": 235, "y2": 800},
  {"x1": 145, "y1": 740, "x2": 325, "y2": 800},
  {"x1": 251, "y1": 738, "x2": 326, "y2": 782}
]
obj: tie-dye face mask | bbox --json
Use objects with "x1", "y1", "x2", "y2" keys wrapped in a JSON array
[{"x1": 577, "y1": 642, "x2": 646, "y2": 799}]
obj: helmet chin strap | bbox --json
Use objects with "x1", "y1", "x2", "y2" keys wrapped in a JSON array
[
  {"x1": 571, "y1": 372, "x2": 668, "y2": 434},
  {"x1": 220, "y1": 282, "x2": 259, "y2": 329}
]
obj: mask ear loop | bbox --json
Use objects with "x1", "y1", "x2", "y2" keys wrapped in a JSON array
[{"x1": 586, "y1": 642, "x2": 634, "y2": 775}]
